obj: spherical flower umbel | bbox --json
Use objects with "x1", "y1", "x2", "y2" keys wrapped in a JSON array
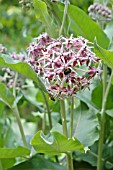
[
  {"x1": 27, "y1": 33, "x2": 101, "y2": 99},
  {"x1": 1, "y1": 53, "x2": 26, "y2": 89},
  {"x1": 0, "y1": 44, "x2": 7, "y2": 54},
  {"x1": 88, "y1": 3, "x2": 112, "y2": 22}
]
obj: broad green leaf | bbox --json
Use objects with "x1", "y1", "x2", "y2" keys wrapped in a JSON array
[
  {"x1": 51, "y1": 3, "x2": 109, "y2": 48},
  {"x1": 31, "y1": 131, "x2": 84, "y2": 155},
  {"x1": 110, "y1": 0, "x2": 113, "y2": 5},
  {"x1": 0, "y1": 158, "x2": 15, "y2": 170},
  {"x1": 94, "y1": 40, "x2": 113, "y2": 68},
  {"x1": 108, "y1": 40, "x2": 113, "y2": 51},
  {"x1": 33, "y1": 0, "x2": 58, "y2": 37},
  {"x1": 0, "y1": 146, "x2": 30, "y2": 158},
  {"x1": 0, "y1": 82, "x2": 14, "y2": 108},
  {"x1": 0, "y1": 101, "x2": 5, "y2": 114},
  {"x1": 8, "y1": 154, "x2": 67, "y2": 170},
  {"x1": 73, "y1": 102, "x2": 99, "y2": 147},
  {"x1": 0, "y1": 54, "x2": 46, "y2": 91},
  {"x1": 94, "y1": 0, "x2": 107, "y2": 4},
  {"x1": 22, "y1": 87, "x2": 44, "y2": 112},
  {"x1": 0, "y1": 54, "x2": 37, "y2": 82},
  {"x1": 104, "y1": 19, "x2": 113, "y2": 41},
  {"x1": 92, "y1": 85, "x2": 113, "y2": 110},
  {"x1": 77, "y1": 142, "x2": 113, "y2": 169},
  {"x1": 106, "y1": 109, "x2": 113, "y2": 117},
  {"x1": 76, "y1": 89, "x2": 100, "y2": 112},
  {"x1": 68, "y1": 4, "x2": 109, "y2": 49}
]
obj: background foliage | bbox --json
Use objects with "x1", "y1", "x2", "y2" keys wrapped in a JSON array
[{"x1": 0, "y1": 0, "x2": 113, "y2": 170}]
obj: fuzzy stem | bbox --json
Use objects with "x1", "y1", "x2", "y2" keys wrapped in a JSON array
[
  {"x1": 12, "y1": 72, "x2": 28, "y2": 148},
  {"x1": 70, "y1": 97, "x2": 74, "y2": 138},
  {"x1": 59, "y1": 0, "x2": 69, "y2": 36},
  {"x1": 97, "y1": 69, "x2": 113, "y2": 170},
  {"x1": 41, "y1": 90, "x2": 52, "y2": 129},
  {"x1": 60, "y1": 100, "x2": 73, "y2": 170}
]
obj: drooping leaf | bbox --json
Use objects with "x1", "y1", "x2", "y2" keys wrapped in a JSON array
[
  {"x1": 31, "y1": 131, "x2": 84, "y2": 155},
  {"x1": 0, "y1": 82, "x2": 14, "y2": 108},
  {"x1": 33, "y1": 0, "x2": 58, "y2": 37},
  {"x1": 94, "y1": 40, "x2": 113, "y2": 69},
  {"x1": 8, "y1": 154, "x2": 67, "y2": 170},
  {"x1": 0, "y1": 54, "x2": 46, "y2": 91},
  {"x1": 0, "y1": 146, "x2": 30, "y2": 158},
  {"x1": 73, "y1": 102, "x2": 99, "y2": 147}
]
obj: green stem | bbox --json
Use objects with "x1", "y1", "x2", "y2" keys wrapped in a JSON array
[
  {"x1": 97, "y1": 69, "x2": 113, "y2": 170},
  {"x1": 41, "y1": 90, "x2": 52, "y2": 129},
  {"x1": 12, "y1": 72, "x2": 28, "y2": 148},
  {"x1": 41, "y1": 91, "x2": 59, "y2": 162},
  {"x1": 0, "y1": 160, "x2": 3, "y2": 170},
  {"x1": 44, "y1": 0, "x2": 61, "y2": 28},
  {"x1": 69, "y1": 97, "x2": 74, "y2": 170},
  {"x1": 103, "y1": 64, "x2": 107, "y2": 97},
  {"x1": 60, "y1": 100, "x2": 73, "y2": 170},
  {"x1": 60, "y1": 100, "x2": 68, "y2": 137},
  {"x1": 59, "y1": 0, "x2": 69, "y2": 36},
  {"x1": 89, "y1": 150, "x2": 113, "y2": 167},
  {"x1": 66, "y1": 153, "x2": 73, "y2": 170},
  {"x1": 70, "y1": 97, "x2": 74, "y2": 138},
  {"x1": 12, "y1": 105, "x2": 28, "y2": 148},
  {"x1": 42, "y1": 112, "x2": 46, "y2": 132}
]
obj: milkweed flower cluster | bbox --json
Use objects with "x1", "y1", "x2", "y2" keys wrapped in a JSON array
[
  {"x1": 27, "y1": 33, "x2": 101, "y2": 99},
  {"x1": 1, "y1": 53, "x2": 26, "y2": 89},
  {"x1": 88, "y1": 3, "x2": 112, "y2": 22},
  {"x1": 0, "y1": 44, "x2": 7, "y2": 54},
  {"x1": 19, "y1": 0, "x2": 33, "y2": 9},
  {"x1": 1, "y1": 68, "x2": 25, "y2": 89},
  {"x1": 11, "y1": 52, "x2": 26, "y2": 61}
]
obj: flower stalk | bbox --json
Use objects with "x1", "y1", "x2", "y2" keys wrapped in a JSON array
[
  {"x1": 12, "y1": 72, "x2": 28, "y2": 148},
  {"x1": 97, "y1": 69, "x2": 113, "y2": 170},
  {"x1": 70, "y1": 97, "x2": 74, "y2": 138},
  {"x1": 41, "y1": 89, "x2": 52, "y2": 129},
  {"x1": 60, "y1": 100, "x2": 68, "y2": 137},
  {"x1": 60, "y1": 100, "x2": 73, "y2": 170},
  {"x1": 59, "y1": 0, "x2": 69, "y2": 36}
]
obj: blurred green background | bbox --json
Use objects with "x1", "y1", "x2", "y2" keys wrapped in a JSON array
[
  {"x1": 0, "y1": 0, "x2": 44, "y2": 52},
  {"x1": 0, "y1": 0, "x2": 93, "y2": 52}
]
